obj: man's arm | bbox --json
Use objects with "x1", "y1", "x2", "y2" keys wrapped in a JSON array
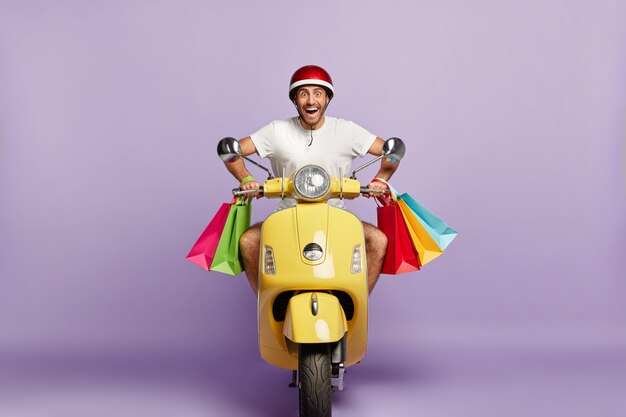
[
  {"x1": 367, "y1": 137, "x2": 400, "y2": 182},
  {"x1": 362, "y1": 137, "x2": 401, "y2": 198},
  {"x1": 224, "y1": 137, "x2": 256, "y2": 181},
  {"x1": 224, "y1": 137, "x2": 262, "y2": 195}
]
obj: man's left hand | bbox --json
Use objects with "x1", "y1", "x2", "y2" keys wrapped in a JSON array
[{"x1": 363, "y1": 180, "x2": 389, "y2": 199}]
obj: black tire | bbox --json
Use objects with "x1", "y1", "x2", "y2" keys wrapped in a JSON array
[{"x1": 298, "y1": 343, "x2": 332, "y2": 417}]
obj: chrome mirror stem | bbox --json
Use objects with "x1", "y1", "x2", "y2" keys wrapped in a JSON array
[
  {"x1": 242, "y1": 155, "x2": 274, "y2": 179},
  {"x1": 351, "y1": 154, "x2": 384, "y2": 179}
]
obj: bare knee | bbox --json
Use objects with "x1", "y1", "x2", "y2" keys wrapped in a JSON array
[
  {"x1": 363, "y1": 222, "x2": 388, "y2": 255},
  {"x1": 239, "y1": 223, "x2": 261, "y2": 255}
]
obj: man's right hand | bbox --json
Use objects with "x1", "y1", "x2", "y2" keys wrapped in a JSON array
[{"x1": 240, "y1": 180, "x2": 262, "y2": 199}]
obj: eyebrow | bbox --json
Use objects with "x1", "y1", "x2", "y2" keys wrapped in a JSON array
[{"x1": 299, "y1": 87, "x2": 324, "y2": 94}]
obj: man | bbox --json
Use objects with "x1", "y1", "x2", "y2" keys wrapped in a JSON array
[{"x1": 223, "y1": 65, "x2": 400, "y2": 294}]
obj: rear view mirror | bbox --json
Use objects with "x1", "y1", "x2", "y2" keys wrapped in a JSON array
[
  {"x1": 351, "y1": 137, "x2": 406, "y2": 179},
  {"x1": 216, "y1": 137, "x2": 274, "y2": 179},
  {"x1": 217, "y1": 137, "x2": 242, "y2": 163}
]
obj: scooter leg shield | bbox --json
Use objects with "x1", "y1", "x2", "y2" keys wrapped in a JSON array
[{"x1": 283, "y1": 292, "x2": 348, "y2": 344}]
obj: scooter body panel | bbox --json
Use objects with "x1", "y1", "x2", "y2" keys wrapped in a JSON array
[
  {"x1": 283, "y1": 292, "x2": 348, "y2": 343},
  {"x1": 258, "y1": 203, "x2": 368, "y2": 370}
]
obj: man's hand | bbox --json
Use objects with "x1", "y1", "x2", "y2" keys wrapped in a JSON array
[
  {"x1": 240, "y1": 179, "x2": 262, "y2": 199},
  {"x1": 363, "y1": 179, "x2": 389, "y2": 199}
]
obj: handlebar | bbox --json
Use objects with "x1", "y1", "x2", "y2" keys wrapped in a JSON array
[
  {"x1": 232, "y1": 187, "x2": 264, "y2": 196},
  {"x1": 232, "y1": 187, "x2": 389, "y2": 196},
  {"x1": 359, "y1": 187, "x2": 391, "y2": 194}
]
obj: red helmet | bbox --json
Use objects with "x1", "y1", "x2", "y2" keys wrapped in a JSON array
[{"x1": 289, "y1": 65, "x2": 334, "y2": 101}]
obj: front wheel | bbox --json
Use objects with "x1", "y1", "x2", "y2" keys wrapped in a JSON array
[{"x1": 299, "y1": 343, "x2": 332, "y2": 417}]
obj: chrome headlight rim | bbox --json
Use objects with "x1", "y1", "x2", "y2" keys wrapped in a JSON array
[{"x1": 293, "y1": 165, "x2": 331, "y2": 200}]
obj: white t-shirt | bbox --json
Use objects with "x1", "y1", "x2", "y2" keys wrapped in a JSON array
[{"x1": 250, "y1": 116, "x2": 377, "y2": 210}]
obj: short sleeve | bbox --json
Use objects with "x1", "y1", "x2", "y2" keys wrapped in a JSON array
[
  {"x1": 249, "y1": 121, "x2": 276, "y2": 159},
  {"x1": 349, "y1": 121, "x2": 377, "y2": 157}
]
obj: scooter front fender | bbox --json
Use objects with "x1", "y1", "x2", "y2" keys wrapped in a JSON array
[{"x1": 283, "y1": 292, "x2": 348, "y2": 344}]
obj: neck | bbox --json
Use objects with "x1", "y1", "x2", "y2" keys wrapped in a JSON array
[{"x1": 298, "y1": 115, "x2": 325, "y2": 131}]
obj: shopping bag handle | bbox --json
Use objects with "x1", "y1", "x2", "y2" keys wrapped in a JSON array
[
  {"x1": 374, "y1": 193, "x2": 393, "y2": 207},
  {"x1": 370, "y1": 178, "x2": 397, "y2": 207}
]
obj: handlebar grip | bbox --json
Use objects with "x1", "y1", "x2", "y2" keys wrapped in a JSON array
[
  {"x1": 360, "y1": 187, "x2": 390, "y2": 194},
  {"x1": 232, "y1": 187, "x2": 264, "y2": 196}
]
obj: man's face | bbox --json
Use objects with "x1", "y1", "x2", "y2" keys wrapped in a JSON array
[{"x1": 294, "y1": 86, "x2": 329, "y2": 130}]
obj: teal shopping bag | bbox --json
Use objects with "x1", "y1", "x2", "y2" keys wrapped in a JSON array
[
  {"x1": 209, "y1": 198, "x2": 252, "y2": 275},
  {"x1": 398, "y1": 193, "x2": 457, "y2": 250}
]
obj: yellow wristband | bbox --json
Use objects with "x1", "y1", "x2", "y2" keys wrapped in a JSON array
[{"x1": 241, "y1": 175, "x2": 255, "y2": 185}]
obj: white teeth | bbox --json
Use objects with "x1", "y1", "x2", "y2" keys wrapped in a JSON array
[{"x1": 306, "y1": 107, "x2": 317, "y2": 111}]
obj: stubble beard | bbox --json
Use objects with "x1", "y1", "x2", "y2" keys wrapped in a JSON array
[{"x1": 297, "y1": 103, "x2": 327, "y2": 130}]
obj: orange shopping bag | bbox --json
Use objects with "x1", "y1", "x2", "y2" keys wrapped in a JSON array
[{"x1": 397, "y1": 199, "x2": 443, "y2": 266}]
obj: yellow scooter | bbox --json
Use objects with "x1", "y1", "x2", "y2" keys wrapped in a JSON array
[{"x1": 217, "y1": 137, "x2": 405, "y2": 417}]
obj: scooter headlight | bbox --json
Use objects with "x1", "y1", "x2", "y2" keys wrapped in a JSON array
[
  {"x1": 293, "y1": 165, "x2": 331, "y2": 200},
  {"x1": 303, "y1": 243, "x2": 323, "y2": 261}
]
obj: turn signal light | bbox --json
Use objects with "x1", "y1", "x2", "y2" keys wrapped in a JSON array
[
  {"x1": 264, "y1": 245, "x2": 276, "y2": 275},
  {"x1": 351, "y1": 244, "x2": 362, "y2": 273}
]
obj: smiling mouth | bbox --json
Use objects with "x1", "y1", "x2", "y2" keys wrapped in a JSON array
[{"x1": 305, "y1": 107, "x2": 319, "y2": 115}]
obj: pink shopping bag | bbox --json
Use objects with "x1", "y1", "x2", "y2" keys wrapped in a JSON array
[{"x1": 186, "y1": 198, "x2": 235, "y2": 270}]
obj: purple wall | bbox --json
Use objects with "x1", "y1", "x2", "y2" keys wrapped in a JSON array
[{"x1": 1, "y1": 0, "x2": 625, "y2": 363}]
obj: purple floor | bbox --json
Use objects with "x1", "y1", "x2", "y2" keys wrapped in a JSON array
[{"x1": 2, "y1": 338, "x2": 625, "y2": 417}]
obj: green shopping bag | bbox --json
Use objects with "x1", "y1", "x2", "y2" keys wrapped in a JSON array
[{"x1": 209, "y1": 197, "x2": 251, "y2": 275}]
